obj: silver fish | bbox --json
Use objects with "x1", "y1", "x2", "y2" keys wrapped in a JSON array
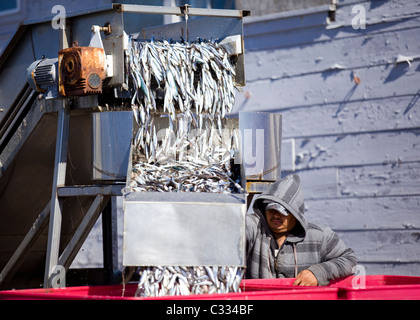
[
  {"x1": 126, "y1": 38, "x2": 244, "y2": 297},
  {"x1": 134, "y1": 265, "x2": 244, "y2": 298}
]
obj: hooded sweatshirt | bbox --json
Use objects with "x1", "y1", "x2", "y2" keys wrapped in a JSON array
[{"x1": 245, "y1": 174, "x2": 357, "y2": 285}]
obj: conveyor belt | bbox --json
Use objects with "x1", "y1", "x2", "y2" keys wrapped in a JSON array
[{"x1": 0, "y1": 85, "x2": 36, "y2": 155}]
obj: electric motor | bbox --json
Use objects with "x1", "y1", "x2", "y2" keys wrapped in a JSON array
[{"x1": 27, "y1": 58, "x2": 58, "y2": 94}]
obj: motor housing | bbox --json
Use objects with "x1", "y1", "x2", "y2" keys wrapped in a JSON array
[
  {"x1": 27, "y1": 58, "x2": 59, "y2": 98},
  {"x1": 58, "y1": 43, "x2": 106, "y2": 96}
]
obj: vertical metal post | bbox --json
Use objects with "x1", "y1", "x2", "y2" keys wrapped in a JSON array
[
  {"x1": 43, "y1": 101, "x2": 70, "y2": 288},
  {"x1": 59, "y1": 19, "x2": 70, "y2": 50},
  {"x1": 180, "y1": 4, "x2": 191, "y2": 42},
  {"x1": 102, "y1": 197, "x2": 119, "y2": 284}
]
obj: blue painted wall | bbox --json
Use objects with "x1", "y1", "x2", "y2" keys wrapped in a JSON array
[{"x1": 234, "y1": 0, "x2": 420, "y2": 276}]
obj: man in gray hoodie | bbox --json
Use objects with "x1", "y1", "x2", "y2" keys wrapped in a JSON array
[{"x1": 246, "y1": 174, "x2": 357, "y2": 286}]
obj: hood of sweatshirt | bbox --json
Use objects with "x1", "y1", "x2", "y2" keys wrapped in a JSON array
[{"x1": 252, "y1": 174, "x2": 307, "y2": 242}]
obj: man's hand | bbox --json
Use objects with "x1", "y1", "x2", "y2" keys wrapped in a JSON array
[{"x1": 292, "y1": 270, "x2": 318, "y2": 286}]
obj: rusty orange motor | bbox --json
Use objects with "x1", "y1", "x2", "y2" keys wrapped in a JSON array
[{"x1": 58, "y1": 42, "x2": 106, "y2": 96}]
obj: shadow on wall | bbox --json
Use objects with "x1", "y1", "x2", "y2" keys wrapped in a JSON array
[
  {"x1": 334, "y1": 84, "x2": 358, "y2": 118},
  {"x1": 385, "y1": 61, "x2": 419, "y2": 115},
  {"x1": 404, "y1": 87, "x2": 420, "y2": 116},
  {"x1": 384, "y1": 63, "x2": 411, "y2": 83}
]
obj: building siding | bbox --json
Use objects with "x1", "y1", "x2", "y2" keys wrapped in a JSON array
[
  {"x1": 0, "y1": 0, "x2": 112, "y2": 53},
  {"x1": 236, "y1": 0, "x2": 420, "y2": 276}
]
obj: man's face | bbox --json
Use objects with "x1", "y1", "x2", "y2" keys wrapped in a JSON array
[{"x1": 265, "y1": 209, "x2": 296, "y2": 236}]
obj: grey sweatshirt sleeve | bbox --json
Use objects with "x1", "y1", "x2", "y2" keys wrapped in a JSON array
[
  {"x1": 245, "y1": 214, "x2": 258, "y2": 259},
  {"x1": 307, "y1": 227, "x2": 357, "y2": 286}
]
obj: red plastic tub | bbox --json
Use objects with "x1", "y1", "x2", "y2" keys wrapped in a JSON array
[
  {"x1": 0, "y1": 284, "x2": 137, "y2": 300},
  {"x1": 329, "y1": 275, "x2": 420, "y2": 300},
  {"x1": 146, "y1": 286, "x2": 339, "y2": 300},
  {"x1": 240, "y1": 278, "x2": 303, "y2": 291},
  {"x1": 0, "y1": 282, "x2": 338, "y2": 300},
  {"x1": 1, "y1": 275, "x2": 419, "y2": 300},
  {"x1": 241, "y1": 275, "x2": 420, "y2": 300}
]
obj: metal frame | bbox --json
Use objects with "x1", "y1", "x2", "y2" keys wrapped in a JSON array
[
  {"x1": 0, "y1": 86, "x2": 36, "y2": 154},
  {"x1": 0, "y1": 202, "x2": 50, "y2": 288},
  {"x1": 41, "y1": 101, "x2": 123, "y2": 287},
  {"x1": 16, "y1": 4, "x2": 250, "y2": 26},
  {"x1": 0, "y1": 185, "x2": 124, "y2": 288},
  {"x1": 57, "y1": 195, "x2": 109, "y2": 271},
  {"x1": 43, "y1": 101, "x2": 71, "y2": 288},
  {"x1": 0, "y1": 3, "x2": 250, "y2": 290},
  {"x1": 0, "y1": 97, "x2": 121, "y2": 289},
  {"x1": 117, "y1": 4, "x2": 250, "y2": 18}
]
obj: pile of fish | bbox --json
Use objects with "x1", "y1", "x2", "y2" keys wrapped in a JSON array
[
  {"x1": 126, "y1": 37, "x2": 242, "y2": 194},
  {"x1": 124, "y1": 37, "x2": 245, "y2": 297},
  {"x1": 129, "y1": 160, "x2": 242, "y2": 193},
  {"x1": 131, "y1": 266, "x2": 245, "y2": 297},
  {"x1": 128, "y1": 37, "x2": 236, "y2": 129}
]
